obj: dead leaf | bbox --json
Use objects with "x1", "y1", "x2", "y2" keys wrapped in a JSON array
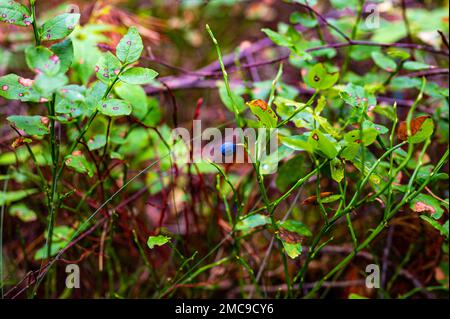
[
  {"x1": 413, "y1": 201, "x2": 436, "y2": 213},
  {"x1": 302, "y1": 192, "x2": 333, "y2": 205},
  {"x1": 277, "y1": 228, "x2": 304, "y2": 244},
  {"x1": 397, "y1": 116, "x2": 430, "y2": 141}
]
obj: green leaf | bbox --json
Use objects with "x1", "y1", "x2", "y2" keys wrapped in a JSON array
[
  {"x1": 340, "y1": 83, "x2": 377, "y2": 108},
  {"x1": 403, "y1": 61, "x2": 431, "y2": 71},
  {"x1": 261, "y1": 28, "x2": 291, "y2": 46},
  {"x1": 25, "y1": 46, "x2": 61, "y2": 76},
  {"x1": 363, "y1": 120, "x2": 389, "y2": 135},
  {"x1": 246, "y1": 99, "x2": 278, "y2": 128},
  {"x1": 290, "y1": 12, "x2": 318, "y2": 28},
  {"x1": 420, "y1": 215, "x2": 448, "y2": 239},
  {"x1": 34, "y1": 225, "x2": 74, "y2": 260},
  {"x1": 0, "y1": 74, "x2": 41, "y2": 102},
  {"x1": 306, "y1": 63, "x2": 339, "y2": 90},
  {"x1": 281, "y1": 241, "x2": 302, "y2": 259},
  {"x1": 276, "y1": 154, "x2": 311, "y2": 192},
  {"x1": 55, "y1": 85, "x2": 86, "y2": 116},
  {"x1": 34, "y1": 73, "x2": 68, "y2": 97},
  {"x1": 0, "y1": 189, "x2": 37, "y2": 205},
  {"x1": 262, "y1": 26, "x2": 308, "y2": 57},
  {"x1": 330, "y1": 158, "x2": 344, "y2": 183},
  {"x1": 308, "y1": 130, "x2": 339, "y2": 159},
  {"x1": 116, "y1": 27, "x2": 144, "y2": 64},
  {"x1": 386, "y1": 48, "x2": 410, "y2": 61},
  {"x1": 95, "y1": 52, "x2": 122, "y2": 83},
  {"x1": 87, "y1": 135, "x2": 106, "y2": 151},
  {"x1": 97, "y1": 99, "x2": 132, "y2": 117},
  {"x1": 147, "y1": 235, "x2": 171, "y2": 249},
  {"x1": 218, "y1": 82, "x2": 246, "y2": 113},
  {"x1": 236, "y1": 214, "x2": 271, "y2": 231},
  {"x1": 0, "y1": 0, "x2": 33, "y2": 27},
  {"x1": 344, "y1": 128, "x2": 379, "y2": 146},
  {"x1": 7, "y1": 115, "x2": 49, "y2": 136},
  {"x1": 50, "y1": 39, "x2": 74, "y2": 74},
  {"x1": 65, "y1": 153, "x2": 94, "y2": 177},
  {"x1": 321, "y1": 194, "x2": 342, "y2": 203},
  {"x1": 119, "y1": 67, "x2": 158, "y2": 85},
  {"x1": 371, "y1": 51, "x2": 397, "y2": 72},
  {"x1": 8, "y1": 203, "x2": 37, "y2": 222},
  {"x1": 39, "y1": 13, "x2": 80, "y2": 41},
  {"x1": 85, "y1": 81, "x2": 107, "y2": 113},
  {"x1": 114, "y1": 82, "x2": 148, "y2": 119},
  {"x1": 341, "y1": 142, "x2": 359, "y2": 161},
  {"x1": 278, "y1": 220, "x2": 312, "y2": 237},
  {"x1": 280, "y1": 134, "x2": 313, "y2": 153},
  {"x1": 410, "y1": 117, "x2": 434, "y2": 144}
]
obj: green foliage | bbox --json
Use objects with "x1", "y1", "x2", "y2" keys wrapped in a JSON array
[
  {"x1": 39, "y1": 13, "x2": 80, "y2": 41},
  {"x1": 0, "y1": 0, "x2": 32, "y2": 27},
  {"x1": 0, "y1": 189, "x2": 38, "y2": 205},
  {"x1": 236, "y1": 214, "x2": 271, "y2": 231},
  {"x1": 306, "y1": 63, "x2": 339, "y2": 90},
  {"x1": 9, "y1": 203, "x2": 37, "y2": 222},
  {"x1": 147, "y1": 235, "x2": 171, "y2": 249},
  {"x1": 34, "y1": 226, "x2": 74, "y2": 260},
  {"x1": 116, "y1": 27, "x2": 144, "y2": 64},
  {"x1": 96, "y1": 99, "x2": 132, "y2": 117},
  {"x1": 278, "y1": 220, "x2": 312, "y2": 237},
  {"x1": 25, "y1": 46, "x2": 61, "y2": 76},
  {"x1": 0, "y1": 0, "x2": 447, "y2": 300},
  {"x1": 119, "y1": 67, "x2": 159, "y2": 85},
  {"x1": 95, "y1": 52, "x2": 122, "y2": 83},
  {"x1": 0, "y1": 74, "x2": 40, "y2": 102},
  {"x1": 371, "y1": 51, "x2": 397, "y2": 72},
  {"x1": 7, "y1": 115, "x2": 49, "y2": 136},
  {"x1": 64, "y1": 153, "x2": 94, "y2": 177},
  {"x1": 308, "y1": 130, "x2": 339, "y2": 159},
  {"x1": 246, "y1": 99, "x2": 278, "y2": 128}
]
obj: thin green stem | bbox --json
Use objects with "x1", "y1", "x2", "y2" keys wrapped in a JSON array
[{"x1": 206, "y1": 24, "x2": 243, "y2": 127}]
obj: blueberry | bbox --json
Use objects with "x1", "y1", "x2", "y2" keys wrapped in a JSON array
[{"x1": 220, "y1": 142, "x2": 236, "y2": 156}]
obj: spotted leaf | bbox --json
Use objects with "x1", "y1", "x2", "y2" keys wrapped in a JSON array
[
  {"x1": 277, "y1": 228, "x2": 304, "y2": 259},
  {"x1": 119, "y1": 67, "x2": 158, "y2": 85},
  {"x1": 50, "y1": 39, "x2": 74, "y2": 74},
  {"x1": 306, "y1": 63, "x2": 339, "y2": 90},
  {"x1": 116, "y1": 27, "x2": 144, "y2": 64},
  {"x1": 308, "y1": 130, "x2": 339, "y2": 159},
  {"x1": 246, "y1": 99, "x2": 278, "y2": 128},
  {"x1": 0, "y1": 0, "x2": 33, "y2": 27},
  {"x1": 7, "y1": 115, "x2": 49, "y2": 137},
  {"x1": 65, "y1": 152, "x2": 94, "y2": 177},
  {"x1": 25, "y1": 46, "x2": 61, "y2": 76},
  {"x1": 97, "y1": 99, "x2": 132, "y2": 117},
  {"x1": 95, "y1": 52, "x2": 122, "y2": 83},
  {"x1": 0, "y1": 74, "x2": 41, "y2": 102},
  {"x1": 39, "y1": 13, "x2": 80, "y2": 41}
]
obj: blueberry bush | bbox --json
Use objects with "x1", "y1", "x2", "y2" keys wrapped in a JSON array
[{"x1": 0, "y1": 0, "x2": 448, "y2": 299}]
